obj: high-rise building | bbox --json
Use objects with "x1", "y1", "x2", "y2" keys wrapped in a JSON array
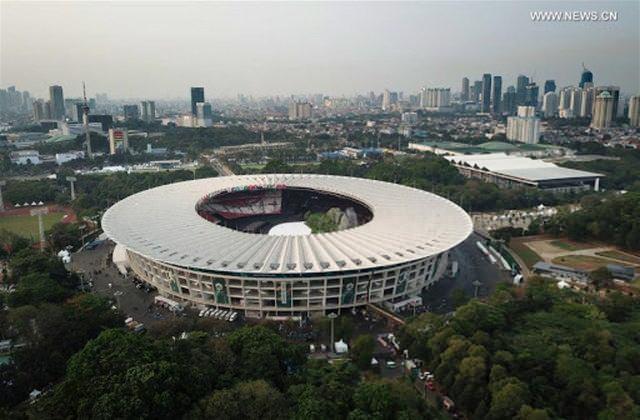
[
  {"x1": 542, "y1": 92, "x2": 558, "y2": 118},
  {"x1": 628, "y1": 96, "x2": 640, "y2": 127},
  {"x1": 461, "y1": 77, "x2": 470, "y2": 101},
  {"x1": 288, "y1": 101, "x2": 312, "y2": 120},
  {"x1": 507, "y1": 106, "x2": 540, "y2": 144},
  {"x1": 382, "y1": 89, "x2": 391, "y2": 111},
  {"x1": 524, "y1": 83, "x2": 539, "y2": 108},
  {"x1": 591, "y1": 91, "x2": 615, "y2": 129},
  {"x1": 516, "y1": 75, "x2": 530, "y2": 105},
  {"x1": 124, "y1": 105, "x2": 140, "y2": 120},
  {"x1": 580, "y1": 88, "x2": 595, "y2": 118},
  {"x1": 579, "y1": 65, "x2": 593, "y2": 88},
  {"x1": 502, "y1": 86, "x2": 517, "y2": 115},
  {"x1": 569, "y1": 88, "x2": 582, "y2": 117},
  {"x1": 471, "y1": 80, "x2": 482, "y2": 102},
  {"x1": 141, "y1": 101, "x2": 156, "y2": 122},
  {"x1": 421, "y1": 88, "x2": 451, "y2": 109},
  {"x1": 481, "y1": 73, "x2": 491, "y2": 112},
  {"x1": 32, "y1": 100, "x2": 46, "y2": 121},
  {"x1": 49, "y1": 85, "x2": 65, "y2": 120},
  {"x1": 492, "y1": 76, "x2": 502, "y2": 114},
  {"x1": 558, "y1": 87, "x2": 571, "y2": 111},
  {"x1": 190, "y1": 87, "x2": 205, "y2": 116},
  {"x1": 74, "y1": 103, "x2": 84, "y2": 122},
  {"x1": 594, "y1": 86, "x2": 620, "y2": 117},
  {"x1": 196, "y1": 102, "x2": 213, "y2": 127},
  {"x1": 544, "y1": 80, "x2": 556, "y2": 94}
]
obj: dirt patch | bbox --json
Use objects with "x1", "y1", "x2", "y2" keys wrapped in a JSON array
[{"x1": 551, "y1": 255, "x2": 612, "y2": 271}]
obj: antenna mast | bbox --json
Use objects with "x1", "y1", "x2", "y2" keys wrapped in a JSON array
[{"x1": 82, "y1": 82, "x2": 92, "y2": 159}]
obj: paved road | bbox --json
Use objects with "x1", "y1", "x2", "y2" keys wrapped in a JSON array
[
  {"x1": 420, "y1": 233, "x2": 512, "y2": 314},
  {"x1": 69, "y1": 242, "x2": 174, "y2": 326}
]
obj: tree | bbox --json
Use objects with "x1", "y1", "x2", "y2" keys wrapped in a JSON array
[
  {"x1": 451, "y1": 288, "x2": 470, "y2": 309},
  {"x1": 226, "y1": 326, "x2": 306, "y2": 388},
  {"x1": 488, "y1": 379, "x2": 530, "y2": 419},
  {"x1": 189, "y1": 380, "x2": 287, "y2": 420},
  {"x1": 7, "y1": 272, "x2": 69, "y2": 307},
  {"x1": 350, "y1": 335, "x2": 375, "y2": 370},
  {"x1": 47, "y1": 222, "x2": 82, "y2": 251},
  {"x1": 590, "y1": 267, "x2": 613, "y2": 290}
]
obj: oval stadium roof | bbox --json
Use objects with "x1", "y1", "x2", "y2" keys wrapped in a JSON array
[{"x1": 101, "y1": 174, "x2": 472, "y2": 274}]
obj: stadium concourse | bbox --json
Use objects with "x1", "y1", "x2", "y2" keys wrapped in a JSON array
[{"x1": 102, "y1": 174, "x2": 473, "y2": 320}]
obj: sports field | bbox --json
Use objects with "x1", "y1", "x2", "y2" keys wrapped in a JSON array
[{"x1": 0, "y1": 212, "x2": 67, "y2": 239}]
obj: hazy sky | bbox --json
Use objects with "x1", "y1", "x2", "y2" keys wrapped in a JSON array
[{"x1": 1, "y1": 1, "x2": 638, "y2": 99}]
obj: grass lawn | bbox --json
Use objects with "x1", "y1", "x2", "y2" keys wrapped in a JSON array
[
  {"x1": 549, "y1": 239, "x2": 594, "y2": 252},
  {"x1": 0, "y1": 212, "x2": 66, "y2": 239},
  {"x1": 509, "y1": 239, "x2": 543, "y2": 268},
  {"x1": 595, "y1": 250, "x2": 640, "y2": 265},
  {"x1": 551, "y1": 255, "x2": 612, "y2": 271}
]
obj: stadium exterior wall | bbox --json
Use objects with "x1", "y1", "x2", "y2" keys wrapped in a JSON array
[{"x1": 127, "y1": 248, "x2": 449, "y2": 319}]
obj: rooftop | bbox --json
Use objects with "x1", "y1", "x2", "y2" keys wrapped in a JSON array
[
  {"x1": 102, "y1": 174, "x2": 472, "y2": 274},
  {"x1": 444, "y1": 153, "x2": 603, "y2": 182}
]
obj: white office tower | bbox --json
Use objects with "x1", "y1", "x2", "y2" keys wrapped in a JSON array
[
  {"x1": 382, "y1": 89, "x2": 391, "y2": 111},
  {"x1": 542, "y1": 92, "x2": 558, "y2": 117},
  {"x1": 288, "y1": 101, "x2": 312, "y2": 120},
  {"x1": 591, "y1": 91, "x2": 615, "y2": 129},
  {"x1": 421, "y1": 88, "x2": 451, "y2": 109},
  {"x1": 558, "y1": 87, "x2": 572, "y2": 111},
  {"x1": 196, "y1": 102, "x2": 213, "y2": 127},
  {"x1": 569, "y1": 88, "x2": 582, "y2": 117},
  {"x1": 141, "y1": 101, "x2": 156, "y2": 122},
  {"x1": 580, "y1": 87, "x2": 595, "y2": 117},
  {"x1": 628, "y1": 96, "x2": 640, "y2": 127},
  {"x1": 506, "y1": 106, "x2": 540, "y2": 144}
]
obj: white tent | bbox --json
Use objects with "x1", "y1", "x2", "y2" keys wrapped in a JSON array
[{"x1": 334, "y1": 339, "x2": 349, "y2": 354}]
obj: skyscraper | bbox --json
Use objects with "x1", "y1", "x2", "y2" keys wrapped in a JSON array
[
  {"x1": 507, "y1": 106, "x2": 540, "y2": 144},
  {"x1": 594, "y1": 86, "x2": 620, "y2": 118},
  {"x1": 196, "y1": 102, "x2": 213, "y2": 127},
  {"x1": 32, "y1": 100, "x2": 46, "y2": 121},
  {"x1": 141, "y1": 101, "x2": 156, "y2": 122},
  {"x1": 628, "y1": 96, "x2": 640, "y2": 127},
  {"x1": 461, "y1": 77, "x2": 470, "y2": 101},
  {"x1": 516, "y1": 75, "x2": 530, "y2": 105},
  {"x1": 421, "y1": 88, "x2": 451, "y2": 109},
  {"x1": 591, "y1": 91, "x2": 615, "y2": 129},
  {"x1": 481, "y1": 73, "x2": 491, "y2": 113},
  {"x1": 382, "y1": 89, "x2": 391, "y2": 111},
  {"x1": 472, "y1": 80, "x2": 482, "y2": 102},
  {"x1": 569, "y1": 88, "x2": 582, "y2": 117},
  {"x1": 542, "y1": 92, "x2": 558, "y2": 118},
  {"x1": 580, "y1": 88, "x2": 595, "y2": 118},
  {"x1": 579, "y1": 65, "x2": 593, "y2": 88},
  {"x1": 190, "y1": 87, "x2": 204, "y2": 116},
  {"x1": 524, "y1": 83, "x2": 539, "y2": 108},
  {"x1": 49, "y1": 85, "x2": 65, "y2": 120},
  {"x1": 492, "y1": 76, "x2": 502, "y2": 114},
  {"x1": 544, "y1": 80, "x2": 556, "y2": 94},
  {"x1": 502, "y1": 86, "x2": 517, "y2": 115},
  {"x1": 124, "y1": 105, "x2": 140, "y2": 120}
]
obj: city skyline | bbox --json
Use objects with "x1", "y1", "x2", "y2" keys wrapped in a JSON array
[{"x1": 1, "y1": 1, "x2": 638, "y2": 99}]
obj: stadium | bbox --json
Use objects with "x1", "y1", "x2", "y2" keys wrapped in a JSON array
[{"x1": 101, "y1": 174, "x2": 473, "y2": 319}]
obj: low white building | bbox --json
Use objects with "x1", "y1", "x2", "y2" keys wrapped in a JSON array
[
  {"x1": 55, "y1": 151, "x2": 85, "y2": 165},
  {"x1": 10, "y1": 150, "x2": 41, "y2": 165}
]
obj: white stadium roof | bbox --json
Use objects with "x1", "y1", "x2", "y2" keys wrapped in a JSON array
[
  {"x1": 444, "y1": 153, "x2": 602, "y2": 182},
  {"x1": 101, "y1": 174, "x2": 472, "y2": 274}
]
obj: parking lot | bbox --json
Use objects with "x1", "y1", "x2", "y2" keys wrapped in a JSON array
[{"x1": 69, "y1": 241, "x2": 174, "y2": 326}]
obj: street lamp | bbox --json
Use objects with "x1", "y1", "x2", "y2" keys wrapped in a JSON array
[
  {"x1": 327, "y1": 312, "x2": 338, "y2": 353},
  {"x1": 30, "y1": 207, "x2": 48, "y2": 251},
  {"x1": 114, "y1": 290, "x2": 124, "y2": 309}
]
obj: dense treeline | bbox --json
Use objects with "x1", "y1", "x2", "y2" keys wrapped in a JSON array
[
  {"x1": 399, "y1": 279, "x2": 640, "y2": 419},
  {"x1": 546, "y1": 192, "x2": 640, "y2": 250},
  {"x1": 562, "y1": 142, "x2": 640, "y2": 192},
  {"x1": 30, "y1": 325, "x2": 441, "y2": 419},
  {"x1": 0, "y1": 247, "x2": 123, "y2": 409}
]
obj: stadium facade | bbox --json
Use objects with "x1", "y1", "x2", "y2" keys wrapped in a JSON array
[{"x1": 102, "y1": 174, "x2": 472, "y2": 319}]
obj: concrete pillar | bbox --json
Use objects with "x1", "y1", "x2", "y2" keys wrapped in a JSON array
[
  {"x1": 66, "y1": 176, "x2": 77, "y2": 200},
  {"x1": 594, "y1": 177, "x2": 600, "y2": 192}
]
